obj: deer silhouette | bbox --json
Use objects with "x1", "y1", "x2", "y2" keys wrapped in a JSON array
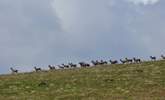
[
  {"x1": 48, "y1": 65, "x2": 56, "y2": 70},
  {"x1": 68, "y1": 63, "x2": 77, "y2": 68},
  {"x1": 120, "y1": 59, "x2": 127, "y2": 64},
  {"x1": 133, "y1": 57, "x2": 141, "y2": 63},
  {"x1": 161, "y1": 55, "x2": 165, "y2": 60},
  {"x1": 150, "y1": 56, "x2": 156, "y2": 61},
  {"x1": 10, "y1": 67, "x2": 18, "y2": 73},
  {"x1": 62, "y1": 64, "x2": 70, "y2": 68},
  {"x1": 34, "y1": 66, "x2": 42, "y2": 72},
  {"x1": 125, "y1": 58, "x2": 133, "y2": 63},
  {"x1": 79, "y1": 62, "x2": 90, "y2": 67},
  {"x1": 57, "y1": 65, "x2": 64, "y2": 69},
  {"x1": 109, "y1": 60, "x2": 118, "y2": 64}
]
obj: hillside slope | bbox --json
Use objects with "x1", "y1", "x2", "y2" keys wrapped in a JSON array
[{"x1": 0, "y1": 61, "x2": 165, "y2": 100}]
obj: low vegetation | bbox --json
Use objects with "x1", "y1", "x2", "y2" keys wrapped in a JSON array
[{"x1": 0, "y1": 61, "x2": 165, "y2": 100}]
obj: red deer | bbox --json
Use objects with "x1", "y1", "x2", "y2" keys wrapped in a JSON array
[
  {"x1": 120, "y1": 59, "x2": 127, "y2": 64},
  {"x1": 150, "y1": 56, "x2": 156, "y2": 61},
  {"x1": 79, "y1": 62, "x2": 90, "y2": 68},
  {"x1": 100, "y1": 60, "x2": 108, "y2": 65},
  {"x1": 10, "y1": 67, "x2": 18, "y2": 74},
  {"x1": 62, "y1": 64, "x2": 70, "y2": 68},
  {"x1": 57, "y1": 65, "x2": 64, "y2": 69},
  {"x1": 48, "y1": 65, "x2": 56, "y2": 70},
  {"x1": 125, "y1": 58, "x2": 133, "y2": 63},
  {"x1": 68, "y1": 63, "x2": 77, "y2": 68},
  {"x1": 161, "y1": 55, "x2": 165, "y2": 60},
  {"x1": 133, "y1": 58, "x2": 141, "y2": 63},
  {"x1": 109, "y1": 60, "x2": 118, "y2": 64},
  {"x1": 34, "y1": 66, "x2": 42, "y2": 72},
  {"x1": 91, "y1": 60, "x2": 99, "y2": 66}
]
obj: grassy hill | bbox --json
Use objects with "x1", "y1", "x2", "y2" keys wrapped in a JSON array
[{"x1": 0, "y1": 61, "x2": 165, "y2": 100}]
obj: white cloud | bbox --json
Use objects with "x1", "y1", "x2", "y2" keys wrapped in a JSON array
[{"x1": 127, "y1": 0, "x2": 160, "y2": 5}]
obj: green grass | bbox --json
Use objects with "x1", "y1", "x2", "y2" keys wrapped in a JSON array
[{"x1": 0, "y1": 61, "x2": 165, "y2": 100}]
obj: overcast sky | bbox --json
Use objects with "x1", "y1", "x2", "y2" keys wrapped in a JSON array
[{"x1": 0, "y1": 0, "x2": 164, "y2": 74}]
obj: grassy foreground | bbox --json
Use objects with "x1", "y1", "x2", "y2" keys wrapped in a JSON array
[{"x1": 0, "y1": 61, "x2": 165, "y2": 100}]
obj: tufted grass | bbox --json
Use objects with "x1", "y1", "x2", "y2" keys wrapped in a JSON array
[{"x1": 0, "y1": 60, "x2": 165, "y2": 100}]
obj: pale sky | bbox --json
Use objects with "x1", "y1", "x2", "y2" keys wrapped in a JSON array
[{"x1": 0, "y1": 0, "x2": 164, "y2": 74}]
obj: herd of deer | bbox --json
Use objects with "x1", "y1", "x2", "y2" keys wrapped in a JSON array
[{"x1": 10, "y1": 55, "x2": 165, "y2": 74}]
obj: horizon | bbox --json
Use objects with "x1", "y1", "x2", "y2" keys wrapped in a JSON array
[{"x1": 2, "y1": 55, "x2": 164, "y2": 74}]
